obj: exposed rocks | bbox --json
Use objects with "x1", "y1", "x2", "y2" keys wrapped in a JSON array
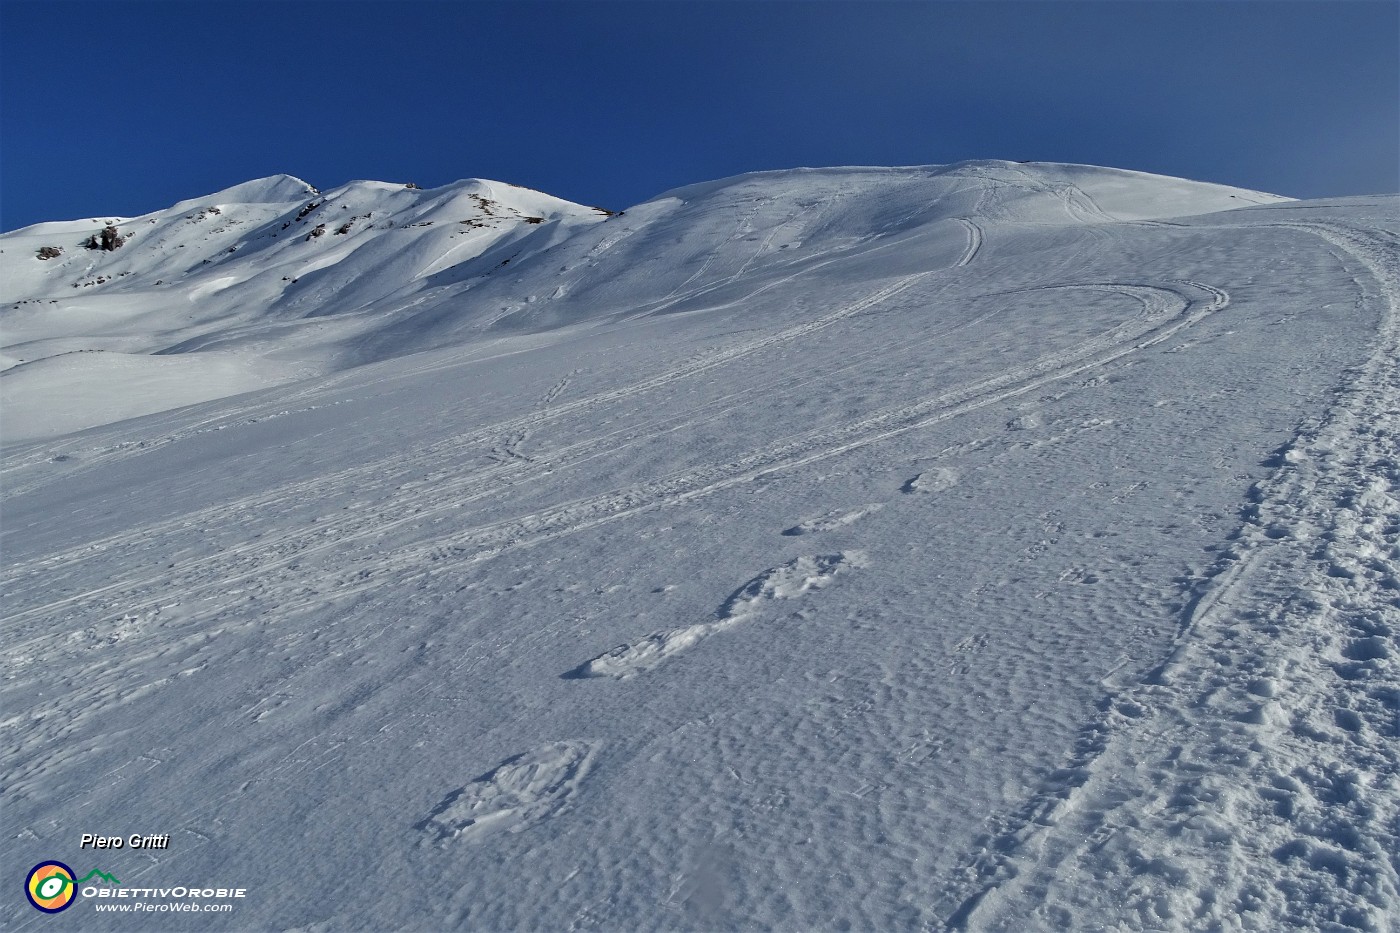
[
  {"x1": 83, "y1": 225, "x2": 126, "y2": 251},
  {"x1": 468, "y1": 193, "x2": 499, "y2": 215},
  {"x1": 306, "y1": 223, "x2": 326, "y2": 241},
  {"x1": 36, "y1": 245, "x2": 63, "y2": 260}
]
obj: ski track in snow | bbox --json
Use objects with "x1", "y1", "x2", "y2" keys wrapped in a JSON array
[
  {"x1": 1, "y1": 278, "x2": 1223, "y2": 662},
  {"x1": 0, "y1": 274, "x2": 1226, "y2": 697},
  {"x1": 568, "y1": 552, "x2": 865, "y2": 679},
  {"x1": 0, "y1": 269, "x2": 938, "y2": 602},
  {"x1": 931, "y1": 222, "x2": 1400, "y2": 932},
  {"x1": 632, "y1": 199, "x2": 772, "y2": 315},
  {"x1": 490, "y1": 369, "x2": 578, "y2": 464},
  {"x1": 1, "y1": 261, "x2": 926, "y2": 499},
  {"x1": 954, "y1": 218, "x2": 984, "y2": 267}
]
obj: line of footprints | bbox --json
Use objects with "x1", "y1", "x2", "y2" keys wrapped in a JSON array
[{"x1": 420, "y1": 468, "x2": 959, "y2": 845}]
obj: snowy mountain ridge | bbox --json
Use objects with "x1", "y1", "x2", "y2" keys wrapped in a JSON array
[
  {"x1": 0, "y1": 171, "x2": 611, "y2": 438},
  {"x1": 1, "y1": 161, "x2": 1287, "y2": 441},
  {"x1": 2, "y1": 162, "x2": 1397, "y2": 932}
]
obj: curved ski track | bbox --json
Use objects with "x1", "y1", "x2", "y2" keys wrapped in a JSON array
[
  {"x1": 3, "y1": 279, "x2": 1225, "y2": 676},
  {"x1": 954, "y1": 218, "x2": 984, "y2": 267},
  {"x1": 930, "y1": 221, "x2": 1400, "y2": 932}
]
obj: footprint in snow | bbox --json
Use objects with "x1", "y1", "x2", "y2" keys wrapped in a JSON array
[
  {"x1": 782, "y1": 503, "x2": 883, "y2": 536},
  {"x1": 902, "y1": 467, "x2": 960, "y2": 494},
  {"x1": 1005, "y1": 412, "x2": 1043, "y2": 431},
  {"x1": 419, "y1": 741, "x2": 597, "y2": 844},
  {"x1": 567, "y1": 552, "x2": 866, "y2": 680},
  {"x1": 1058, "y1": 566, "x2": 1101, "y2": 585}
]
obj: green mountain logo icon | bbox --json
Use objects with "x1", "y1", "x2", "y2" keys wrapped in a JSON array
[{"x1": 76, "y1": 869, "x2": 121, "y2": 885}]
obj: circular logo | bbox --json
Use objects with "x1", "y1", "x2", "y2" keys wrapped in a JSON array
[{"x1": 25, "y1": 861, "x2": 76, "y2": 913}]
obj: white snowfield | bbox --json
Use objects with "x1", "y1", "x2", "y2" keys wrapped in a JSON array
[{"x1": 1, "y1": 160, "x2": 1396, "y2": 932}]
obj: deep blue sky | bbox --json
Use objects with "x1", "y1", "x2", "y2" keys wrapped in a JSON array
[{"x1": 2, "y1": 1, "x2": 1396, "y2": 230}]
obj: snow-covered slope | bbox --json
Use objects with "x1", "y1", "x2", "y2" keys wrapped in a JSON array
[
  {"x1": 2, "y1": 162, "x2": 1397, "y2": 932},
  {"x1": 0, "y1": 174, "x2": 606, "y2": 439},
  {"x1": 1, "y1": 162, "x2": 1283, "y2": 441}
]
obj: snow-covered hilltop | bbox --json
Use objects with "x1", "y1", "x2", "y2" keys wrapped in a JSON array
[
  {"x1": 1, "y1": 162, "x2": 1284, "y2": 441},
  {"x1": 2, "y1": 163, "x2": 1397, "y2": 932},
  {"x1": 0, "y1": 174, "x2": 608, "y2": 438}
]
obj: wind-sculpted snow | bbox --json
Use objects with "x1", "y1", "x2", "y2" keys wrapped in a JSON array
[{"x1": 1, "y1": 166, "x2": 1395, "y2": 932}]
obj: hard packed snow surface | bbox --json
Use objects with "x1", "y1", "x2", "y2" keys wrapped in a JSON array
[{"x1": 2, "y1": 161, "x2": 1397, "y2": 931}]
